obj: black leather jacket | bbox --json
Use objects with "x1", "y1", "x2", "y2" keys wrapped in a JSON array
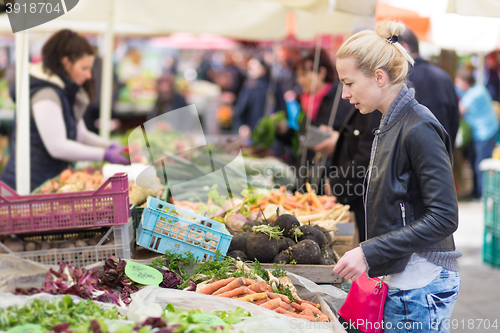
[{"x1": 360, "y1": 98, "x2": 458, "y2": 277}]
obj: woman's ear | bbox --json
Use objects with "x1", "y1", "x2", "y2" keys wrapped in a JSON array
[
  {"x1": 374, "y1": 68, "x2": 387, "y2": 87},
  {"x1": 61, "y1": 56, "x2": 71, "y2": 71}
]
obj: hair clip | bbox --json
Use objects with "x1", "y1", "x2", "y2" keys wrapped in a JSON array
[{"x1": 386, "y1": 35, "x2": 398, "y2": 44}]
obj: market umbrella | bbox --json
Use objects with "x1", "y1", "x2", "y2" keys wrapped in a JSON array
[
  {"x1": 446, "y1": 0, "x2": 500, "y2": 18},
  {"x1": 148, "y1": 33, "x2": 238, "y2": 50},
  {"x1": 375, "y1": 2, "x2": 431, "y2": 41}
]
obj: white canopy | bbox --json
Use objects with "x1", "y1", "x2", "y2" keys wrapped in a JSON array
[
  {"x1": 447, "y1": 0, "x2": 500, "y2": 18},
  {"x1": 1, "y1": 0, "x2": 376, "y2": 39}
]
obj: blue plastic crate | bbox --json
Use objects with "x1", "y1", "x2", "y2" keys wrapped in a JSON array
[{"x1": 136, "y1": 197, "x2": 233, "y2": 262}]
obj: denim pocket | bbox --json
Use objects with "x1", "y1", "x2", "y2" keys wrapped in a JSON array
[{"x1": 426, "y1": 283, "x2": 460, "y2": 331}]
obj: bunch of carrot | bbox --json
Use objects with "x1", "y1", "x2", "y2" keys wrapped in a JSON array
[
  {"x1": 198, "y1": 277, "x2": 329, "y2": 322},
  {"x1": 251, "y1": 183, "x2": 338, "y2": 215}
]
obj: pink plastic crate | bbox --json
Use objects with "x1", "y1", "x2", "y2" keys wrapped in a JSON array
[{"x1": 0, "y1": 173, "x2": 130, "y2": 235}]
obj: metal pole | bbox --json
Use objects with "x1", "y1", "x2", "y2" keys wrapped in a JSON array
[
  {"x1": 15, "y1": 31, "x2": 30, "y2": 194},
  {"x1": 99, "y1": 0, "x2": 116, "y2": 140}
]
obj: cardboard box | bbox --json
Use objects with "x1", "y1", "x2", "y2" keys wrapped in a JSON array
[{"x1": 332, "y1": 220, "x2": 359, "y2": 257}]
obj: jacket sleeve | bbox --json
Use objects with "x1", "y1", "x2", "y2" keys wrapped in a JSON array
[{"x1": 360, "y1": 121, "x2": 458, "y2": 268}]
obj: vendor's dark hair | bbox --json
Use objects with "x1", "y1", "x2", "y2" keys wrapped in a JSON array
[
  {"x1": 295, "y1": 48, "x2": 336, "y2": 83},
  {"x1": 42, "y1": 29, "x2": 96, "y2": 99},
  {"x1": 399, "y1": 28, "x2": 419, "y2": 55}
]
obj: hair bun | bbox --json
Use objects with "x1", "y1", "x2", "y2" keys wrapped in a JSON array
[{"x1": 375, "y1": 21, "x2": 406, "y2": 41}]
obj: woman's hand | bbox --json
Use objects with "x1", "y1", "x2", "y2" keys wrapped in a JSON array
[
  {"x1": 333, "y1": 247, "x2": 367, "y2": 281},
  {"x1": 314, "y1": 131, "x2": 339, "y2": 155}
]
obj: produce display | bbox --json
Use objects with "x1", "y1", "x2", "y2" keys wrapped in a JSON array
[
  {"x1": 0, "y1": 294, "x2": 252, "y2": 333},
  {"x1": 150, "y1": 251, "x2": 331, "y2": 322},
  {"x1": 34, "y1": 167, "x2": 105, "y2": 194},
  {"x1": 15, "y1": 256, "x2": 191, "y2": 306}
]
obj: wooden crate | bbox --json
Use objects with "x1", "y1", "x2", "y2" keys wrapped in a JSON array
[{"x1": 262, "y1": 264, "x2": 343, "y2": 285}]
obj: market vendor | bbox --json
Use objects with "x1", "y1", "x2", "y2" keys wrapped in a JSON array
[
  {"x1": 276, "y1": 48, "x2": 352, "y2": 193},
  {"x1": 1, "y1": 29, "x2": 130, "y2": 192}
]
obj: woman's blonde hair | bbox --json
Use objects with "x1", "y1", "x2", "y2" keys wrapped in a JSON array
[{"x1": 336, "y1": 21, "x2": 414, "y2": 85}]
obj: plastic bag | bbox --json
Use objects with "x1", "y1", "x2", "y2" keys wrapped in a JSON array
[
  {"x1": 287, "y1": 272, "x2": 347, "y2": 316},
  {"x1": 126, "y1": 286, "x2": 347, "y2": 333},
  {"x1": 0, "y1": 255, "x2": 48, "y2": 292}
]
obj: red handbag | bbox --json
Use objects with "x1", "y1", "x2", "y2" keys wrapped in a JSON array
[{"x1": 338, "y1": 273, "x2": 388, "y2": 333}]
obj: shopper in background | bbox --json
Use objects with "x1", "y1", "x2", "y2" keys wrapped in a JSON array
[
  {"x1": 0, "y1": 29, "x2": 129, "y2": 192},
  {"x1": 147, "y1": 73, "x2": 187, "y2": 121},
  {"x1": 333, "y1": 21, "x2": 461, "y2": 331},
  {"x1": 233, "y1": 56, "x2": 286, "y2": 131},
  {"x1": 315, "y1": 97, "x2": 381, "y2": 243},
  {"x1": 398, "y1": 28, "x2": 460, "y2": 148},
  {"x1": 276, "y1": 49, "x2": 352, "y2": 193},
  {"x1": 456, "y1": 68, "x2": 499, "y2": 199}
]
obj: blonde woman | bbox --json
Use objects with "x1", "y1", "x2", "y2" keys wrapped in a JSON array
[{"x1": 333, "y1": 21, "x2": 461, "y2": 332}]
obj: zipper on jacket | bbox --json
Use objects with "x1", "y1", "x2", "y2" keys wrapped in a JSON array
[
  {"x1": 400, "y1": 202, "x2": 406, "y2": 226},
  {"x1": 364, "y1": 129, "x2": 381, "y2": 240}
]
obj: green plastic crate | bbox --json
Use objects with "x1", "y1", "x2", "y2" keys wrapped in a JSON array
[
  {"x1": 482, "y1": 168, "x2": 500, "y2": 201},
  {"x1": 483, "y1": 226, "x2": 500, "y2": 269}
]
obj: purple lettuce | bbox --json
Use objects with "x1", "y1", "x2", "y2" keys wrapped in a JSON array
[{"x1": 160, "y1": 270, "x2": 183, "y2": 289}]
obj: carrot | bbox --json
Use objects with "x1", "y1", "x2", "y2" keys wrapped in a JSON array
[
  {"x1": 274, "y1": 307, "x2": 317, "y2": 321},
  {"x1": 253, "y1": 298, "x2": 270, "y2": 306},
  {"x1": 266, "y1": 292, "x2": 291, "y2": 304},
  {"x1": 301, "y1": 303, "x2": 328, "y2": 320},
  {"x1": 284, "y1": 200, "x2": 304, "y2": 209},
  {"x1": 236, "y1": 292, "x2": 268, "y2": 302},
  {"x1": 310, "y1": 206, "x2": 321, "y2": 213},
  {"x1": 249, "y1": 281, "x2": 268, "y2": 293},
  {"x1": 298, "y1": 300, "x2": 320, "y2": 308},
  {"x1": 299, "y1": 309, "x2": 315, "y2": 317},
  {"x1": 278, "y1": 193, "x2": 286, "y2": 206},
  {"x1": 213, "y1": 277, "x2": 245, "y2": 295},
  {"x1": 216, "y1": 286, "x2": 254, "y2": 298},
  {"x1": 198, "y1": 277, "x2": 235, "y2": 294},
  {"x1": 278, "y1": 300, "x2": 293, "y2": 311},
  {"x1": 267, "y1": 285, "x2": 274, "y2": 293},
  {"x1": 290, "y1": 302, "x2": 302, "y2": 311},
  {"x1": 297, "y1": 194, "x2": 309, "y2": 205},
  {"x1": 304, "y1": 202, "x2": 311, "y2": 213},
  {"x1": 259, "y1": 298, "x2": 281, "y2": 310},
  {"x1": 243, "y1": 278, "x2": 258, "y2": 285},
  {"x1": 310, "y1": 193, "x2": 323, "y2": 209}
]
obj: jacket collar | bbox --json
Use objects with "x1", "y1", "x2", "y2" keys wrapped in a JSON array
[
  {"x1": 378, "y1": 86, "x2": 416, "y2": 133},
  {"x1": 29, "y1": 62, "x2": 65, "y2": 89}
]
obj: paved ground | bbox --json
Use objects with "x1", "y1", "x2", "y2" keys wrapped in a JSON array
[{"x1": 451, "y1": 201, "x2": 500, "y2": 332}]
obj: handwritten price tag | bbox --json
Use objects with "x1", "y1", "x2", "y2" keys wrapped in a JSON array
[{"x1": 125, "y1": 261, "x2": 163, "y2": 286}]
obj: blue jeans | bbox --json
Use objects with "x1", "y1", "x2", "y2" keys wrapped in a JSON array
[
  {"x1": 468, "y1": 132, "x2": 498, "y2": 197},
  {"x1": 383, "y1": 269, "x2": 461, "y2": 332}
]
